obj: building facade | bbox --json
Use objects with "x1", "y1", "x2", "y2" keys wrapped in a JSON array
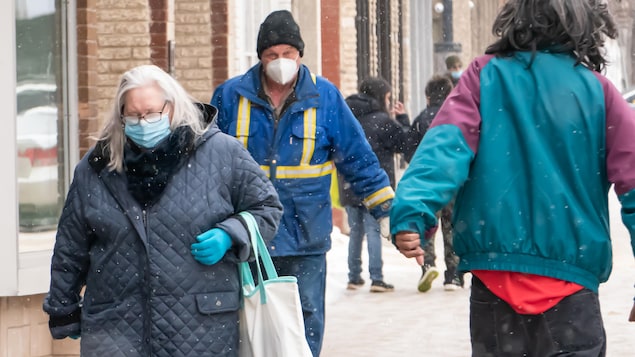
[{"x1": 2, "y1": 1, "x2": 634, "y2": 355}]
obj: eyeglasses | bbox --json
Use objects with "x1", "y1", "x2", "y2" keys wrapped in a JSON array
[{"x1": 121, "y1": 101, "x2": 168, "y2": 125}]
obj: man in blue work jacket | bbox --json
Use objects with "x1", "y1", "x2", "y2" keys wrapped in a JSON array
[{"x1": 210, "y1": 10, "x2": 394, "y2": 356}]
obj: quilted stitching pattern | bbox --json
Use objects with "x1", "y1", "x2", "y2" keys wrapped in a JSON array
[{"x1": 45, "y1": 130, "x2": 281, "y2": 356}]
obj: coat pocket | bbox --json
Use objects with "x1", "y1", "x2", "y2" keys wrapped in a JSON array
[{"x1": 195, "y1": 291, "x2": 240, "y2": 315}]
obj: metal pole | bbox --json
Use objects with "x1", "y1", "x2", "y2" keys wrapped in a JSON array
[{"x1": 442, "y1": 0, "x2": 453, "y2": 43}]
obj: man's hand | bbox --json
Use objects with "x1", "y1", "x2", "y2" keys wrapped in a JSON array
[{"x1": 394, "y1": 231, "x2": 424, "y2": 265}]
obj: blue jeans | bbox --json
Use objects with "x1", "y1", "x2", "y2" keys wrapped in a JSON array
[
  {"x1": 271, "y1": 254, "x2": 326, "y2": 357},
  {"x1": 345, "y1": 205, "x2": 384, "y2": 282}
]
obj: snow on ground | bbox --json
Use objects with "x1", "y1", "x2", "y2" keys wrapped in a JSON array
[{"x1": 322, "y1": 193, "x2": 635, "y2": 356}]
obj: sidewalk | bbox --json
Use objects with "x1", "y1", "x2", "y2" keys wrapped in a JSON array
[{"x1": 321, "y1": 193, "x2": 635, "y2": 356}]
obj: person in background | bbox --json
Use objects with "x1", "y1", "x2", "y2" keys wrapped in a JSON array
[
  {"x1": 210, "y1": 10, "x2": 394, "y2": 356},
  {"x1": 405, "y1": 75, "x2": 461, "y2": 293},
  {"x1": 391, "y1": 0, "x2": 635, "y2": 355},
  {"x1": 43, "y1": 65, "x2": 283, "y2": 356},
  {"x1": 338, "y1": 77, "x2": 411, "y2": 293},
  {"x1": 444, "y1": 55, "x2": 463, "y2": 86}
]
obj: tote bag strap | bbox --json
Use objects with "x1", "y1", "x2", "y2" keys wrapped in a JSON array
[{"x1": 238, "y1": 211, "x2": 279, "y2": 304}]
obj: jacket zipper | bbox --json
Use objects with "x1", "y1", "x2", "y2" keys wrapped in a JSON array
[{"x1": 142, "y1": 208, "x2": 152, "y2": 355}]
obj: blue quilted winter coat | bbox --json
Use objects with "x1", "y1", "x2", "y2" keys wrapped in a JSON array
[{"x1": 43, "y1": 106, "x2": 282, "y2": 356}]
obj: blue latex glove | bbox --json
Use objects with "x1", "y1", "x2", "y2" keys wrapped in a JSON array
[{"x1": 191, "y1": 228, "x2": 232, "y2": 265}]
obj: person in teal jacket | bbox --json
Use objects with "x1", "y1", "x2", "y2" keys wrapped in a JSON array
[
  {"x1": 391, "y1": 0, "x2": 635, "y2": 355},
  {"x1": 210, "y1": 10, "x2": 393, "y2": 356}
]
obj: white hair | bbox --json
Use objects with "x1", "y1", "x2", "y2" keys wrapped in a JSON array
[{"x1": 95, "y1": 64, "x2": 207, "y2": 172}]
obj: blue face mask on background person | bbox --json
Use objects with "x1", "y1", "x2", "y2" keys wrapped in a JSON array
[
  {"x1": 124, "y1": 114, "x2": 171, "y2": 148},
  {"x1": 451, "y1": 70, "x2": 463, "y2": 80}
]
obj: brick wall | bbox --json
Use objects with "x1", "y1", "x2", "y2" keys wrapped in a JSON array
[
  {"x1": 76, "y1": 0, "x2": 220, "y2": 155},
  {"x1": 77, "y1": 0, "x2": 100, "y2": 157},
  {"x1": 173, "y1": 0, "x2": 214, "y2": 102},
  {"x1": 321, "y1": 0, "x2": 341, "y2": 87},
  {"x1": 339, "y1": 0, "x2": 358, "y2": 97},
  {"x1": 210, "y1": 0, "x2": 229, "y2": 92},
  {"x1": 96, "y1": 0, "x2": 152, "y2": 118}
]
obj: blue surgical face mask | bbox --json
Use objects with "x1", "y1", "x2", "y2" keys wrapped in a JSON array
[
  {"x1": 124, "y1": 114, "x2": 171, "y2": 148},
  {"x1": 451, "y1": 70, "x2": 463, "y2": 79}
]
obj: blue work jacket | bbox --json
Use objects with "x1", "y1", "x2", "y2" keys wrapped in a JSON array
[{"x1": 212, "y1": 64, "x2": 393, "y2": 256}]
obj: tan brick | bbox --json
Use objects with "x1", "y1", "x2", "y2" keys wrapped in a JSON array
[
  {"x1": 197, "y1": 58, "x2": 212, "y2": 68},
  {"x1": 99, "y1": 48, "x2": 134, "y2": 60},
  {"x1": 175, "y1": 35, "x2": 211, "y2": 46},
  {"x1": 98, "y1": 22, "x2": 149, "y2": 35},
  {"x1": 132, "y1": 47, "x2": 152, "y2": 59},
  {"x1": 96, "y1": 61, "x2": 110, "y2": 74},
  {"x1": 175, "y1": 46, "x2": 211, "y2": 58},
  {"x1": 191, "y1": 91, "x2": 212, "y2": 103},
  {"x1": 113, "y1": 60, "x2": 150, "y2": 73},
  {"x1": 176, "y1": 2, "x2": 210, "y2": 12},
  {"x1": 98, "y1": 34, "x2": 151, "y2": 47},
  {"x1": 97, "y1": 98, "x2": 115, "y2": 115},
  {"x1": 339, "y1": 0, "x2": 358, "y2": 97},
  {"x1": 175, "y1": 24, "x2": 211, "y2": 35},
  {"x1": 175, "y1": 13, "x2": 211, "y2": 24},
  {"x1": 98, "y1": 9, "x2": 149, "y2": 22},
  {"x1": 97, "y1": 0, "x2": 146, "y2": 8},
  {"x1": 181, "y1": 79, "x2": 213, "y2": 91},
  {"x1": 172, "y1": 59, "x2": 197, "y2": 71},
  {"x1": 179, "y1": 68, "x2": 212, "y2": 80},
  {"x1": 100, "y1": 73, "x2": 124, "y2": 85}
]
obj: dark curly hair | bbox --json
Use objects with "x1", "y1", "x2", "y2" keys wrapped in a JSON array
[
  {"x1": 425, "y1": 75, "x2": 453, "y2": 107},
  {"x1": 485, "y1": 0, "x2": 618, "y2": 72}
]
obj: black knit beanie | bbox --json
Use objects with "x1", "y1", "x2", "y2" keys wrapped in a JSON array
[{"x1": 257, "y1": 10, "x2": 304, "y2": 59}]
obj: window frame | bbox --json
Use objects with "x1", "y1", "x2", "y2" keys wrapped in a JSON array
[{"x1": 0, "y1": 0, "x2": 78, "y2": 296}]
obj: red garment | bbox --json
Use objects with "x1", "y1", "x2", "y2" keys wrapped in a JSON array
[{"x1": 472, "y1": 270, "x2": 584, "y2": 314}]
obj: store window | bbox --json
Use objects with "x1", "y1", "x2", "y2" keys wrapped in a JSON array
[
  {"x1": 16, "y1": 0, "x2": 68, "y2": 249},
  {"x1": 15, "y1": 0, "x2": 72, "y2": 265}
]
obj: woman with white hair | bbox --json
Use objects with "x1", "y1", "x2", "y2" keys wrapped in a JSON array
[{"x1": 43, "y1": 64, "x2": 282, "y2": 356}]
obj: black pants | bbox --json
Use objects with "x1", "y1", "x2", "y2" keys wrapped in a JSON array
[{"x1": 470, "y1": 276, "x2": 606, "y2": 357}]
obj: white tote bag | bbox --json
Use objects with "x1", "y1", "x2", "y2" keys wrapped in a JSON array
[{"x1": 237, "y1": 212, "x2": 313, "y2": 357}]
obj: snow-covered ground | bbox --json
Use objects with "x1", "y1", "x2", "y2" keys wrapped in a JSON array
[{"x1": 322, "y1": 192, "x2": 635, "y2": 356}]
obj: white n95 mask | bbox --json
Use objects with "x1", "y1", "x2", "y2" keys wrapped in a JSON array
[{"x1": 265, "y1": 57, "x2": 299, "y2": 85}]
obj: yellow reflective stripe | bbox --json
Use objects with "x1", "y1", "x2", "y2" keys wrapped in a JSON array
[
  {"x1": 310, "y1": 73, "x2": 317, "y2": 84},
  {"x1": 259, "y1": 165, "x2": 270, "y2": 177},
  {"x1": 363, "y1": 186, "x2": 395, "y2": 209},
  {"x1": 236, "y1": 97, "x2": 251, "y2": 148},
  {"x1": 301, "y1": 108, "x2": 317, "y2": 165},
  {"x1": 259, "y1": 162, "x2": 333, "y2": 179}
]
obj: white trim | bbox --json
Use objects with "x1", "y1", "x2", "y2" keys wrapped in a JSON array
[
  {"x1": 408, "y1": 0, "x2": 434, "y2": 116},
  {"x1": 0, "y1": 0, "x2": 19, "y2": 296}
]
